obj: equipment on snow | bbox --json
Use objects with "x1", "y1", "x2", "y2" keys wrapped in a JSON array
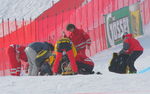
[{"x1": 109, "y1": 53, "x2": 129, "y2": 73}]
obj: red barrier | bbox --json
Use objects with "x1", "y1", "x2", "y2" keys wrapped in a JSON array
[{"x1": 0, "y1": 0, "x2": 150, "y2": 76}]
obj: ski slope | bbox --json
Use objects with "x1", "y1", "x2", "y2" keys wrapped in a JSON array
[
  {"x1": 0, "y1": 0, "x2": 150, "y2": 93},
  {"x1": 0, "y1": 23, "x2": 150, "y2": 94},
  {"x1": 0, "y1": 0, "x2": 59, "y2": 20}
]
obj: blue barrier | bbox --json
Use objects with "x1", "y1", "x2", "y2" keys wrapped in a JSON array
[{"x1": 138, "y1": 67, "x2": 150, "y2": 74}]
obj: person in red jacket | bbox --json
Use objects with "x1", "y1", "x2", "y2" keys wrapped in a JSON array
[
  {"x1": 119, "y1": 32, "x2": 143, "y2": 73},
  {"x1": 66, "y1": 24, "x2": 91, "y2": 56},
  {"x1": 65, "y1": 24, "x2": 94, "y2": 74},
  {"x1": 7, "y1": 44, "x2": 27, "y2": 76}
]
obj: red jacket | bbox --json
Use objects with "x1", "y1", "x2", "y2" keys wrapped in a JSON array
[
  {"x1": 123, "y1": 34, "x2": 143, "y2": 54},
  {"x1": 17, "y1": 46, "x2": 27, "y2": 62},
  {"x1": 7, "y1": 45, "x2": 19, "y2": 64},
  {"x1": 68, "y1": 29, "x2": 91, "y2": 51},
  {"x1": 7, "y1": 45, "x2": 27, "y2": 63}
]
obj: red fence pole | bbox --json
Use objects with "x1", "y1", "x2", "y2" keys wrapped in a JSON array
[
  {"x1": 46, "y1": 16, "x2": 49, "y2": 41},
  {"x1": 55, "y1": 13, "x2": 58, "y2": 41},
  {"x1": 37, "y1": 20, "x2": 39, "y2": 41},
  {"x1": 92, "y1": 0, "x2": 97, "y2": 53},
  {"x1": 7, "y1": 18, "x2": 11, "y2": 44},
  {"x1": 34, "y1": 19, "x2": 37, "y2": 41},
  {"x1": 101, "y1": 0, "x2": 104, "y2": 50},
  {"x1": 74, "y1": 0, "x2": 77, "y2": 25},
  {"x1": 74, "y1": 7, "x2": 77, "y2": 25},
  {"x1": 146, "y1": 0, "x2": 150, "y2": 24},
  {"x1": 52, "y1": 0, "x2": 54, "y2": 6},
  {"x1": 85, "y1": 0, "x2": 91, "y2": 56},
  {"x1": 15, "y1": 18, "x2": 19, "y2": 44},
  {"x1": 148, "y1": 0, "x2": 150, "y2": 23},
  {"x1": 97, "y1": 0, "x2": 102, "y2": 52},
  {"x1": 68, "y1": 8, "x2": 71, "y2": 23},
  {"x1": 22, "y1": 18, "x2": 25, "y2": 44},
  {"x1": 61, "y1": 10, "x2": 64, "y2": 31},
  {"x1": 101, "y1": 0, "x2": 107, "y2": 52},
  {"x1": 2, "y1": 18, "x2": 5, "y2": 48},
  {"x1": 37, "y1": 19, "x2": 39, "y2": 41},
  {"x1": 29, "y1": 18, "x2": 32, "y2": 43},
  {"x1": 42, "y1": 17, "x2": 44, "y2": 42},
  {"x1": 86, "y1": 0, "x2": 89, "y2": 32},
  {"x1": 2, "y1": 18, "x2": 5, "y2": 75},
  {"x1": 80, "y1": 3, "x2": 83, "y2": 28}
]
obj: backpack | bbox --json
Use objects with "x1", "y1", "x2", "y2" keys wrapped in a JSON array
[{"x1": 109, "y1": 53, "x2": 129, "y2": 73}]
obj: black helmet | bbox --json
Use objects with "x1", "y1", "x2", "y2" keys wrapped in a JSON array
[
  {"x1": 66, "y1": 24, "x2": 76, "y2": 31},
  {"x1": 44, "y1": 42, "x2": 54, "y2": 51}
]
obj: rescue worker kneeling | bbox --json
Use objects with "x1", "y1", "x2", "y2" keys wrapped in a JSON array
[
  {"x1": 52, "y1": 38, "x2": 78, "y2": 75},
  {"x1": 25, "y1": 42, "x2": 54, "y2": 76}
]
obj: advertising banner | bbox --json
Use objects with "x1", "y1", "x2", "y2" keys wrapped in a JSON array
[{"x1": 105, "y1": 2, "x2": 143, "y2": 47}]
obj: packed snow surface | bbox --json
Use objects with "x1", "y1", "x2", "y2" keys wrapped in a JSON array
[{"x1": 0, "y1": 0, "x2": 59, "y2": 20}]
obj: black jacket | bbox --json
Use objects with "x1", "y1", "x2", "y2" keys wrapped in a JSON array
[{"x1": 28, "y1": 42, "x2": 50, "y2": 53}]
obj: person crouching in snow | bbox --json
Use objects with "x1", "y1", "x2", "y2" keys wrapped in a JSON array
[
  {"x1": 119, "y1": 32, "x2": 143, "y2": 73},
  {"x1": 52, "y1": 37, "x2": 94, "y2": 75},
  {"x1": 7, "y1": 44, "x2": 28, "y2": 76},
  {"x1": 52, "y1": 38, "x2": 78, "y2": 75},
  {"x1": 25, "y1": 42, "x2": 54, "y2": 76}
]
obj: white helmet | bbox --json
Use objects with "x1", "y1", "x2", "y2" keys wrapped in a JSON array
[{"x1": 121, "y1": 32, "x2": 128, "y2": 39}]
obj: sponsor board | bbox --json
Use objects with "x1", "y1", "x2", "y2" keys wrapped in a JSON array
[{"x1": 105, "y1": 3, "x2": 143, "y2": 47}]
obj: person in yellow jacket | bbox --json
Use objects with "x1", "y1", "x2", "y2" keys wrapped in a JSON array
[
  {"x1": 39, "y1": 38, "x2": 77, "y2": 75},
  {"x1": 52, "y1": 38, "x2": 78, "y2": 75}
]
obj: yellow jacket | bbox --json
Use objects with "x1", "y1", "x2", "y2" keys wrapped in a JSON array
[
  {"x1": 54, "y1": 38, "x2": 77, "y2": 57},
  {"x1": 48, "y1": 38, "x2": 77, "y2": 66}
]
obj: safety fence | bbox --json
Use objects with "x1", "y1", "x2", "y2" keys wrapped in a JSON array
[{"x1": 0, "y1": 0, "x2": 150, "y2": 76}]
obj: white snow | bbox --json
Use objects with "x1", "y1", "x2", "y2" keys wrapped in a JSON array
[
  {"x1": 0, "y1": 0, "x2": 59, "y2": 20},
  {"x1": 0, "y1": 0, "x2": 60, "y2": 37},
  {"x1": 0, "y1": 23, "x2": 150, "y2": 94}
]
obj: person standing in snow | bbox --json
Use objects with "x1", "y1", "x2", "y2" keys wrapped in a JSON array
[
  {"x1": 25, "y1": 42, "x2": 54, "y2": 76},
  {"x1": 119, "y1": 32, "x2": 143, "y2": 73}
]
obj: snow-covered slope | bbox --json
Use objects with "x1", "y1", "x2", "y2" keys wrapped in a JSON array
[
  {"x1": 0, "y1": 0, "x2": 59, "y2": 20},
  {"x1": 0, "y1": 23, "x2": 150, "y2": 94}
]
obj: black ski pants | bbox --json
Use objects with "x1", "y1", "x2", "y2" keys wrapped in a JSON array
[{"x1": 126, "y1": 51, "x2": 143, "y2": 73}]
